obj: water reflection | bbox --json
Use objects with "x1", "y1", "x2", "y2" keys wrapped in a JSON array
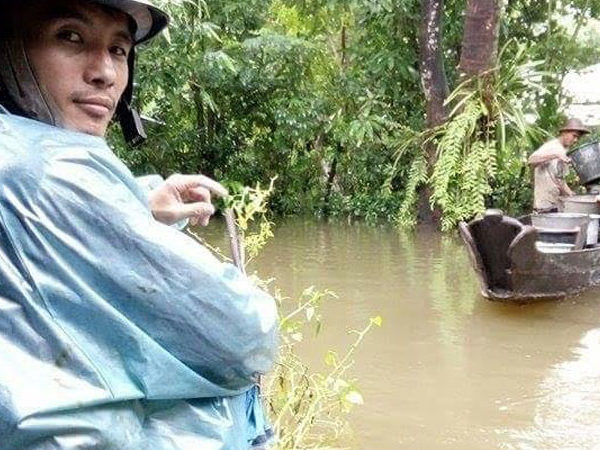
[
  {"x1": 429, "y1": 235, "x2": 478, "y2": 346},
  {"x1": 503, "y1": 328, "x2": 600, "y2": 449}
]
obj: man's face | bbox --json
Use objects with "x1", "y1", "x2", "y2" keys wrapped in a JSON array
[
  {"x1": 24, "y1": 0, "x2": 133, "y2": 137},
  {"x1": 562, "y1": 131, "x2": 582, "y2": 148}
]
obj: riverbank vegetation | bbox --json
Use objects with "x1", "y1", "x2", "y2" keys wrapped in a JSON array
[{"x1": 111, "y1": 0, "x2": 600, "y2": 228}]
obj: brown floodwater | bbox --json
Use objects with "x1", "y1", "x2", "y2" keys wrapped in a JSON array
[{"x1": 200, "y1": 218, "x2": 600, "y2": 449}]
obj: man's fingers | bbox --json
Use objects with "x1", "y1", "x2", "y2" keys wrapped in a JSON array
[
  {"x1": 179, "y1": 202, "x2": 216, "y2": 226},
  {"x1": 174, "y1": 174, "x2": 228, "y2": 198},
  {"x1": 152, "y1": 174, "x2": 228, "y2": 227},
  {"x1": 187, "y1": 186, "x2": 212, "y2": 204}
]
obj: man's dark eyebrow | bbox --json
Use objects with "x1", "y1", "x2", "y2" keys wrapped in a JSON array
[{"x1": 114, "y1": 30, "x2": 134, "y2": 45}]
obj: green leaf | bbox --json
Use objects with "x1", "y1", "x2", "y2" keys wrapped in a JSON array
[
  {"x1": 324, "y1": 350, "x2": 337, "y2": 367},
  {"x1": 370, "y1": 315, "x2": 383, "y2": 327},
  {"x1": 344, "y1": 389, "x2": 364, "y2": 405},
  {"x1": 306, "y1": 306, "x2": 315, "y2": 322}
]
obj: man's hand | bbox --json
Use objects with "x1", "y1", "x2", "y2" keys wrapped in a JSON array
[
  {"x1": 559, "y1": 179, "x2": 575, "y2": 197},
  {"x1": 149, "y1": 174, "x2": 228, "y2": 226}
]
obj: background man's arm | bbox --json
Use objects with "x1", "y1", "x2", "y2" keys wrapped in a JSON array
[{"x1": 528, "y1": 150, "x2": 570, "y2": 167}]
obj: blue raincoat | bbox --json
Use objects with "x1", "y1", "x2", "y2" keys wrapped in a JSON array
[{"x1": 0, "y1": 112, "x2": 277, "y2": 449}]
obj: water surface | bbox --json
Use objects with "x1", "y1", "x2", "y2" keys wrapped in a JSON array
[{"x1": 201, "y1": 218, "x2": 600, "y2": 449}]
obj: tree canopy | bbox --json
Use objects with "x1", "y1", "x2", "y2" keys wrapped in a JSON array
[{"x1": 110, "y1": 0, "x2": 600, "y2": 227}]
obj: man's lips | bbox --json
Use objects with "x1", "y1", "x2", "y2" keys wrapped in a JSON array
[{"x1": 73, "y1": 97, "x2": 115, "y2": 117}]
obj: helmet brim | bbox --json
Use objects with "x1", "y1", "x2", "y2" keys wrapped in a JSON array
[{"x1": 94, "y1": 0, "x2": 169, "y2": 43}]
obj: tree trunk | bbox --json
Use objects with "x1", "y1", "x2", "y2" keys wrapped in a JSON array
[
  {"x1": 417, "y1": 0, "x2": 448, "y2": 224},
  {"x1": 458, "y1": 0, "x2": 501, "y2": 78},
  {"x1": 420, "y1": 0, "x2": 449, "y2": 129},
  {"x1": 323, "y1": 151, "x2": 339, "y2": 215},
  {"x1": 323, "y1": 21, "x2": 348, "y2": 215}
]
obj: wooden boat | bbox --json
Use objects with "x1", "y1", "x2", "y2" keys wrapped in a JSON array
[{"x1": 459, "y1": 209, "x2": 600, "y2": 302}]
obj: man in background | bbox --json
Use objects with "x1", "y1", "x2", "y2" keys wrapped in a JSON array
[{"x1": 528, "y1": 118, "x2": 590, "y2": 213}]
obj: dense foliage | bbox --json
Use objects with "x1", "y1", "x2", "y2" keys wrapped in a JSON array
[{"x1": 109, "y1": 0, "x2": 600, "y2": 227}]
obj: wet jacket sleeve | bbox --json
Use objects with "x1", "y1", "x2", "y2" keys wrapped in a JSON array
[
  {"x1": 1, "y1": 128, "x2": 278, "y2": 393},
  {"x1": 68, "y1": 177, "x2": 273, "y2": 389}
]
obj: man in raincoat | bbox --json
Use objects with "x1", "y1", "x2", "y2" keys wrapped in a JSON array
[{"x1": 0, "y1": 1, "x2": 277, "y2": 448}]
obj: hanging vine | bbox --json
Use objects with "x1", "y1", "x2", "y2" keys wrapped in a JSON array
[{"x1": 393, "y1": 41, "x2": 547, "y2": 231}]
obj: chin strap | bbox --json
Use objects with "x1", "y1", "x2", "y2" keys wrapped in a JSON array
[
  {"x1": 115, "y1": 49, "x2": 147, "y2": 146},
  {"x1": 118, "y1": 102, "x2": 147, "y2": 146}
]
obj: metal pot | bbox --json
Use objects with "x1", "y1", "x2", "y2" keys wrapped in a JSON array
[
  {"x1": 532, "y1": 212, "x2": 590, "y2": 247},
  {"x1": 587, "y1": 214, "x2": 600, "y2": 245},
  {"x1": 531, "y1": 212, "x2": 590, "y2": 230},
  {"x1": 531, "y1": 213, "x2": 590, "y2": 245},
  {"x1": 536, "y1": 229, "x2": 580, "y2": 245},
  {"x1": 562, "y1": 195, "x2": 600, "y2": 214},
  {"x1": 569, "y1": 141, "x2": 600, "y2": 185}
]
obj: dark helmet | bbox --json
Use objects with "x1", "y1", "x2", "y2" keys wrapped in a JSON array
[
  {"x1": 95, "y1": 0, "x2": 169, "y2": 44},
  {"x1": 0, "y1": 0, "x2": 169, "y2": 145}
]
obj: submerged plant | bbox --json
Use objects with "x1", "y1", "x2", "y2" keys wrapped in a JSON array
[
  {"x1": 225, "y1": 177, "x2": 277, "y2": 263},
  {"x1": 188, "y1": 178, "x2": 276, "y2": 267},
  {"x1": 189, "y1": 183, "x2": 380, "y2": 448},
  {"x1": 267, "y1": 286, "x2": 382, "y2": 449}
]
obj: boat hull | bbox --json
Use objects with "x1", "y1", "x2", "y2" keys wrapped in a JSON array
[{"x1": 459, "y1": 210, "x2": 600, "y2": 302}]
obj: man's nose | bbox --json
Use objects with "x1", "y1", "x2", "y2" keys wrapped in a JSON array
[{"x1": 83, "y1": 48, "x2": 117, "y2": 88}]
